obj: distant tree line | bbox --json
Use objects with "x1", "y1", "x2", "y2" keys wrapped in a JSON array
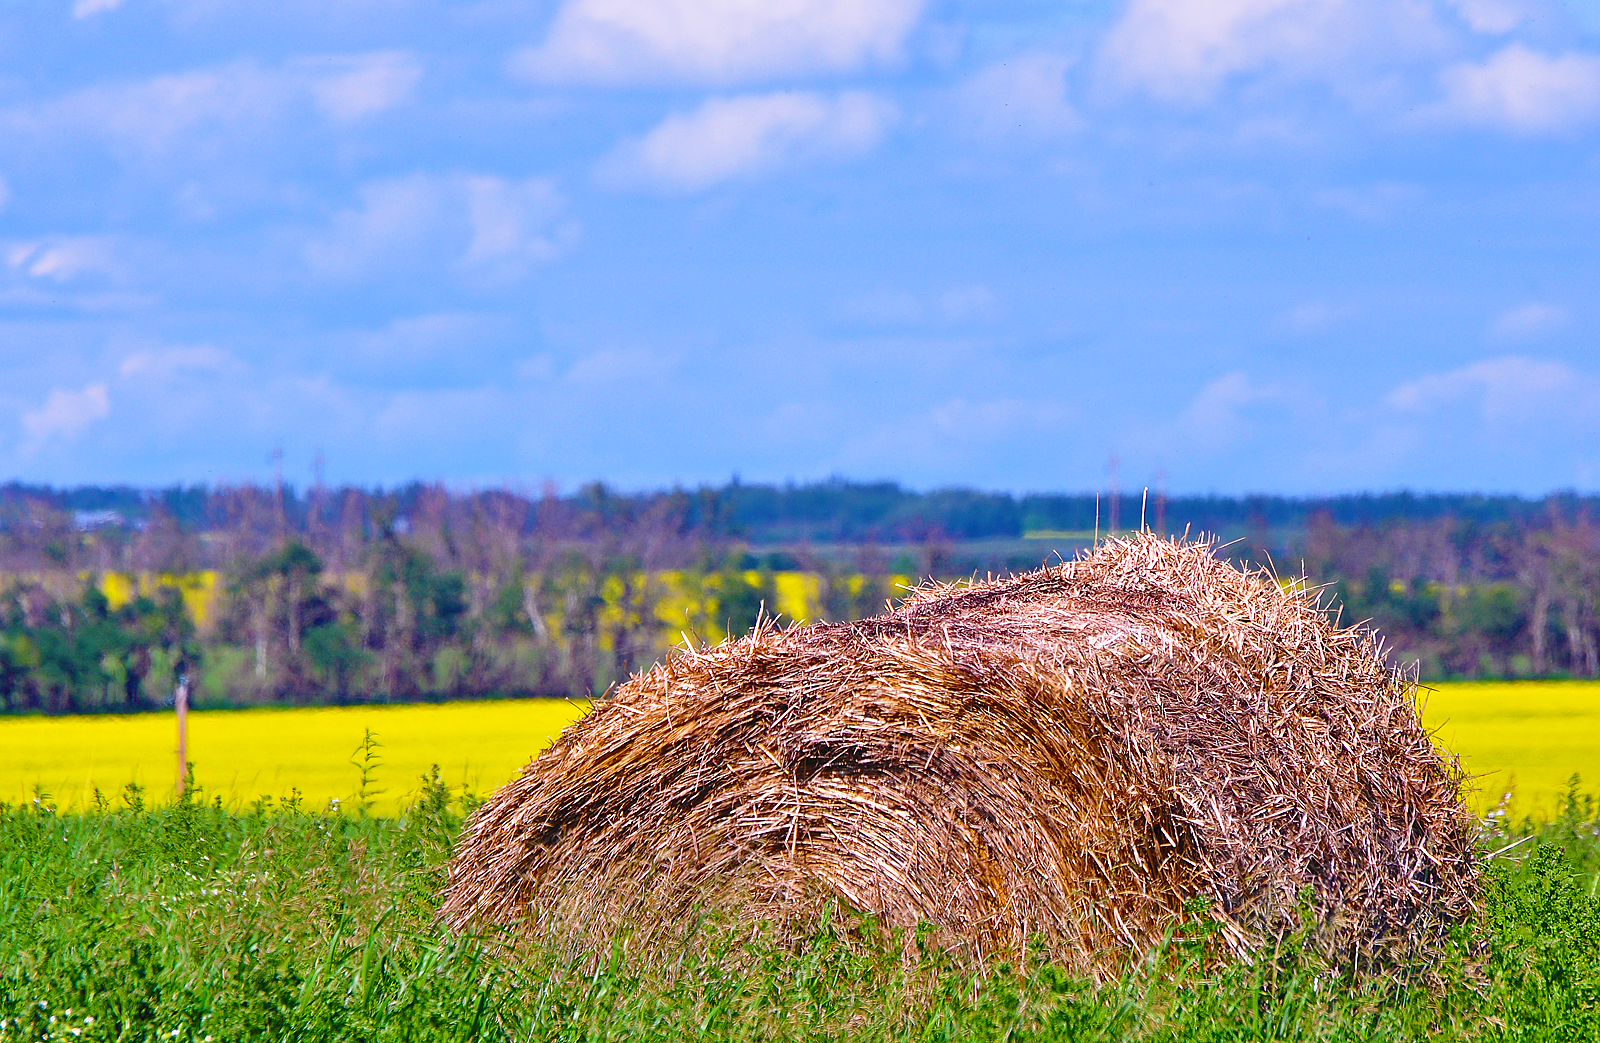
[
  {"x1": 716, "y1": 480, "x2": 1591, "y2": 543},
  {"x1": 0, "y1": 479, "x2": 1594, "y2": 712},
  {"x1": 4, "y1": 477, "x2": 1592, "y2": 547},
  {"x1": 1294, "y1": 509, "x2": 1600, "y2": 681},
  {"x1": 0, "y1": 582, "x2": 197, "y2": 714},
  {"x1": 0, "y1": 482, "x2": 901, "y2": 712}
]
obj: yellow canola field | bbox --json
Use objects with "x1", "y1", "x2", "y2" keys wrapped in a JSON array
[
  {"x1": 1422, "y1": 680, "x2": 1600, "y2": 819},
  {"x1": 0, "y1": 699, "x2": 589, "y2": 815},
  {"x1": 2, "y1": 680, "x2": 1597, "y2": 819}
]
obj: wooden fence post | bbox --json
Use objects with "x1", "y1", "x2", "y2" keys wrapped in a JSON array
[{"x1": 175, "y1": 674, "x2": 190, "y2": 796}]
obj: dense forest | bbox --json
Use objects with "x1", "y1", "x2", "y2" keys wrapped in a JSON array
[{"x1": 0, "y1": 479, "x2": 1596, "y2": 712}]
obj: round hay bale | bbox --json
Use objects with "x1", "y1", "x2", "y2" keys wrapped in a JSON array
[{"x1": 442, "y1": 535, "x2": 1478, "y2": 971}]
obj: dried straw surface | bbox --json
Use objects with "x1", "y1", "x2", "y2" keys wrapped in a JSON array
[{"x1": 442, "y1": 535, "x2": 1477, "y2": 973}]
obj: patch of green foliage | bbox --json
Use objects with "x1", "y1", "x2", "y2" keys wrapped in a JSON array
[
  {"x1": 5, "y1": 780, "x2": 1600, "y2": 1042},
  {"x1": 0, "y1": 582, "x2": 197, "y2": 714}
]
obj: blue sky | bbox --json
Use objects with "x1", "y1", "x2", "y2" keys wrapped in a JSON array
[{"x1": 2, "y1": 0, "x2": 1598, "y2": 495}]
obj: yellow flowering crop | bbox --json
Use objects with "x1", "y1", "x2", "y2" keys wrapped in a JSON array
[
  {"x1": 6, "y1": 680, "x2": 1597, "y2": 820},
  {"x1": 0, "y1": 698, "x2": 589, "y2": 815},
  {"x1": 1422, "y1": 680, "x2": 1600, "y2": 818}
]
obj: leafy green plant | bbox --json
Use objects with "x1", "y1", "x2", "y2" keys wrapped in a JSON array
[{"x1": 350, "y1": 729, "x2": 384, "y2": 816}]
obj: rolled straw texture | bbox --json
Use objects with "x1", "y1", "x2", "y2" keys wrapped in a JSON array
[{"x1": 442, "y1": 535, "x2": 1477, "y2": 972}]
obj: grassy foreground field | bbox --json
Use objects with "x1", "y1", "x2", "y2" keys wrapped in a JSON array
[
  {"x1": 4, "y1": 781, "x2": 1600, "y2": 1042},
  {"x1": 5, "y1": 683, "x2": 1600, "y2": 1040}
]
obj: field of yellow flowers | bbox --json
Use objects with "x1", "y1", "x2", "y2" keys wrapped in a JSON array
[
  {"x1": 1420, "y1": 680, "x2": 1600, "y2": 817},
  {"x1": 0, "y1": 698, "x2": 589, "y2": 815},
  {"x1": 1, "y1": 681, "x2": 1597, "y2": 818}
]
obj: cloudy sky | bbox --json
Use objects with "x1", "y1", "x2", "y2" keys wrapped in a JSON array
[{"x1": 3, "y1": 0, "x2": 1598, "y2": 494}]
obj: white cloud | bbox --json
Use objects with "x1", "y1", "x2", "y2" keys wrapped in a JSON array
[
  {"x1": 1100, "y1": 0, "x2": 1345, "y2": 102},
  {"x1": 1489, "y1": 302, "x2": 1569, "y2": 338},
  {"x1": 1, "y1": 52, "x2": 422, "y2": 159},
  {"x1": 1433, "y1": 44, "x2": 1600, "y2": 132},
  {"x1": 514, "y1": 0, "x2": 926, "y2": 85},
  {"x1": 838, "y1": 285, "x2": 998, "y2": 326},
  {"x1": 463, "y1": 176, "x2": 571, "y2": 269},
  {"x1": 119, "y1": 345, "x2": 233, "y2": 379},
  {"x1": 1274, "y1": 301, "x2": 1359, "y2": 333},
  {"x1": 306, "y1": 173, "x2": 573, "y2": 280},
  {"x1": 5, "y1": 236, "x2": 118, "y2": 282},
  {"x1": 21, "y1": 383, "x2": 110, "y2": 449},
  {"x1": 7, "y1": 64, "x2": 287, "y2": 155},
  {"x1": 1446, "y1": 0, "x2": 1530, "y2": 34},
  {"x1": 562, "y1": 347, "x2": 679, "y2": 386},
  {"x1": 356, "y1": 313, "x2": 493, "y2": 359},
  {"x1": 299, "y1": 51, "x2": 422, "y2": 124},
  {"x1": 306, "y1": 175, "x2": 445, "y2": 279},
  {"x1": 72, "y1": 0, "x2": 123, "y2": 18},
  {"x1": 0, "y1": 236, "x2": 150, "y2": 311},
  {"x1": 1386, "y1": 355, "x2": 1600, "y2": 421},
  {"x1": 1179, "y1": 372, "x2": 1297, "y2": 447},
  {"x1": 1095, "y1": 0, "x2": 1600, "y2": 135},
  {"x1": 1097, "y1": 0, "x2": 1449, "y2": 103},
  {"x1": 604, "y1": 91, "x2": 895, "y2": 191},
  {"x1": 955, "y1": 52, "x2": 1080, "y2": 138}
]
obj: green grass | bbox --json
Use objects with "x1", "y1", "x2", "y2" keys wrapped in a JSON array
[{"x1": 6, "y1": 778, "x2": 1600, "y2": 1041}]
